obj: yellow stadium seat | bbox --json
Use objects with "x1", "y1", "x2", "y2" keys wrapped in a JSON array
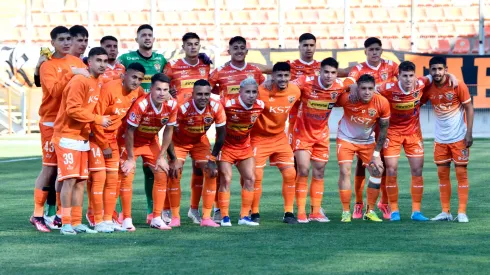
[
  {"x1": 425, "y1": 7, "x2": 445, "y2": 22},
  {"x1": 35, "y1": 27, "x2": 52, "y2": 42},
  {"x1": 310, "y1": 0, "x2": 326, "y2": 9},
  {"x1": 350, "y1": 0, "x2": 362, "y2": 8},
  {"x1": 418, "y1": 23, "x2": 438, "y2": 38},
  {"x1": 362, "y1": 0, "x2": 382, "y2": 7},
  {"x1": 300, "y1": 10, "x2": 319, "y2": 24},
  {"x1": 318, "y1": 39, "x2": 342, "y2": 49},
  {"x1": 232, "y1": 11, "x2": 252, "y2": 25},
  {"x1": 117, "y1": 26, "x2": 136, "y2": 42},
  {"x1": 352, "y1": 8, "x2": 373, "y2": 23},
  {"x1": 154, "y1": 26, "x2": 173, "y2": 42},
  {"x1": 397, "y1": 23, "x2": 412, "y2": 38},
  {"x1": 162, "y1": 12, "x2": 181, "y2": 26},
  {"x1": 64, "y1": 12, "x2": 83, "y2": 26},
  {"x1": 292, "y1": 25, "x2": 311, "y2": 38},
  {"x1": 128, "y1": 12, "x2": 149, "y2": 26},
  {"x1": 266, "y1": 11, "x2": 279, "y2": 24},
  {"x1": 414, "y1": 7, "x2": 427, "y2": 23},
  {"x1": 251, "y1": 10, "x2": 269, "y2": 25},
  {"x1": 321, "y1": 9, "x2": 341, "y2": 24},
  {"x1": 452, "y1": 38, "x2": 471, "y2": 54},
  {"x1": 193, "y1": 0, "x2": 209, "y2": 11},
  {"x1": 310, "y1": 25, "x2": 328, "y2": 39},
  {"x1": 114, "y1": 12, "x2": 130, "y2": 26},
  {"x1": 328, "y1": 24, "x2": 345, "y2": 39},
  {"x1": 63, "y1": 0, "x2": 77, "y2": 12},
  {"x1": 389, "y1": 8, "x2": 408, "y2": 23},
  {"x1": 350, "y1": 25, "x2": 366, "y2": 38},
  {"x1": 49, "y1": 13, "x2": 67, "y2": 27},
  {"x1": 258, "y1": 0, "x2": 277, "y2": 10},
  {"x1": 462, "y1": 6, "x2": 479, "y2": 22},
  {"x1": 31, "y1": 13, "x2": 50, "y2": 27},
  {"x1": 31, "y1": 0, "x2": 44, "y2": 12},
  {"x1": 436, "y1": 24, "x2": 456, "y2": 38},
  {"x1": 443, "y1": 7, "x2": 464, "y2": 22},
  {"x1": 372, "y1": 8, "x2": 389, "y2": 23},
  {"x1": 219, "y1": 11, "x2": 233, "y2": 25},
  {"x1": 197, "y1": 11, "x2": 215, "y2": 25},
  {"x1": 259, "y1": 25, "x2": 278, "y2": 40},
  {"x1": 3, "y1": 27, "x2": 23, "y2": 43},
  {"x1": 391, "y1": 39, "x2": 411, "y2": 51},
  {"x1": 243, "y1": 0, "x2": 260, "y2": 10},
  {"x1": 379, "y1": 24, "x2": 399, "y2": 38},
  {"x1": 454, "y1": 23, "x2": 477, "y2": 37},
  {"x1": 241, "y1": 26, "x2": 260, "y2": 40},
  {"x1": 96, "y1": 12, "x2": 114, "y2": 27},
  {"x1": 285, "y1": 10, "x2": 303, "y2": 24}
]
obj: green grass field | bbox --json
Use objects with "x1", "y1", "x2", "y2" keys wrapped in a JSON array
[{"x1": 1, "y1": 138, "x2": 489, "y2": 274}]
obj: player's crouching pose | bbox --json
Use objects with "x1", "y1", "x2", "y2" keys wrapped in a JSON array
[{"x1": 118, "y1": 74, "x2": 177, "y2": 231}]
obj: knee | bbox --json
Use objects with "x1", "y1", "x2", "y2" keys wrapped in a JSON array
[
  {"x1": 411, "y1": 166, "x2": 423, "y2": 177},
  {"x1": 386, "y1": 165, "x2": 397, "y2": 176},
  {"x1": 312, "y1": 167, "x2": 325, "y2": 179},
  {"x1": 297, "y1": 165, "x2": 310, "y2": 177},
  {"x1": 192, "y1": 165, "x2": 203, "y2": 176},
  {"x1": 339, "y1": 167, "x2": 351, "y2": 179}
]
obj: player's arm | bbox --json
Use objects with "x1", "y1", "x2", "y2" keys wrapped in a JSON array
[
  {"x1": 155, "y1": 125, "x2": 174, "y2": 173},
  {"x1": 371, "y1": 117, "x2": 390, "y2": 175},
  {"x1": 206, "y1": 124, "x2": 225, "y2": 178},
  {"x1": 251, "y1": 63, "x2": 273, "y2": 74},
  {"x1": 338, "y1": 66, "x2": 355, "y2": 78},
  {"x1": 92, "y1": 86, "x2": 112, "y2": 158},
  {"x1": 121, "y1": 124, "x2": 137, "y2": 175},
  {"x1": 460, "y1": 83, "x2": 474, "y2": 148},
  {"x1": 65, "y1": 80, "x2": 111, "y2": 126}
]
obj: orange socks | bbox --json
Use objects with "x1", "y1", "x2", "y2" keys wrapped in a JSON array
[
  {"x1": 33, "y1": 189, "x2": 48, "y2": 217},
  {"x1": 202, "y1": 174, "x2": 217, "y2": 219},
  {"x1": 86, "y1": 179, "x2": 93, "y2": 215},
  {"x1": 103, "y1": 172, "x2": 118, "y2": 221},
  {"x1": 411, "y1": 176, "x2": 424, "y2": 212},
  {"x1": 71, "y1": 206, "x2": 82, "y2": 227},
  {"x1": 295, "y1": 176, "x2": 308, "y2": 216},
  {"x1": 339, "y1": 189, "x2": 352, "y2": 211},
  {"x1": 437, "y1": 166, "x2": 451, "y2": 212},
  {"x1": 367, "y1": 180, "x2": 381, "y2": 211},
  {"x1": 354, "y1": 176, "x2": 365, "y2": 204},
  {"x1": 90, "y1": 170, "x2": 106, "y2": 224},
  {"x1": 310, "y1": 177, "x2": 324, "y2": 214},
  {"x1": 380, "y1": 176, "x2": 389, "y2": 205},
  {"x1": 152, "y1": 172, "x2": 168, "y2": 218},
  {"x1": 251, "y1": 168, "x2": 264, "y2": 214},
  {"x1": 119, "y1": 172, "x2": 134, "y2": 219},
  {"x1": 281, "y1": 167, "x2": 296, "y2": 213},
  {"x1": 241, "y1": 189, "x2": 254, "y2": 218},
  {"x1": 455, "y1": 166, "x2": 469, "y2": 214},
  {"x1": 61, "y1": 207, "x2": 71, "y2": 225},
  {"x1": 218, "y1": 191, "x2": 230, "y2": 217},
  {"x1": 385, "y1": 176, "x2": 399, "y2": 212},
  {"x1": 168, "y1": 173, "x2": 182, "y2": 219},
  {"x1": 190, "y1": 174, "x2": 203, "y2": 210}
]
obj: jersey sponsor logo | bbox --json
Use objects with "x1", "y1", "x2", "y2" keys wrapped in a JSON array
[
  {"x1": 227, "y1": 85, "x2": 240, "y2": 94},
  {"x1": 269, "y1": 105, "x2": 291, "y2": 113},
  {"x1": 181, "y1": 79, "x2": 198, "y2": 88},
  {"x1": 368, "y1": 108, "x2": 377, "y2": 117},
  {"x1": 459, "y1": 148, "x2": 469, "y2": 161},
  {"x1": 143, "y1": 75, "x2": 152, "y2": 83},
  {"x1": 445, "y1": 92, "x2": 454, "y2": 101},
  {"x1": 392, "y1": 100, "x2": 419, "y2": 110},
  {"x1": 350, "y1": 115, "x2": 373, "y2": 126},
  {"x1": 137, "y1": 125, "x2": 161, "y2": 133},
  {"x1": 184, "y1": 125, "x2": 205, "y2": 133},
  {"x1": 288, "y1": 96, "x2": 296, "y2": 103},
  {"x1": 114, "y1": 108, "x2": 127, "y2": 115},
  {"x1": 307, "y1": 100, "x2": 334, "y2": 110},
  {"x1": 88, "y1": 95, "x2": 99, "y2": 104},
  {"x1": 228, "y1": 123, "x2": 253, "y2": 131},
  {"x1": 199, "y1": 67, "x2": 207, "y2": 76}
]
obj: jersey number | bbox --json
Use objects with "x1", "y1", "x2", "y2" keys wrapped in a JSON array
[
  {"x1": 43, "y1": 141, "x2": 54, "y2": 153},
  {"x1": 63, "y1": 153, "x2": 74, "y2": 165},
  {"x1": 91, "y1": 147, "x2": 101, "y2": 158}
]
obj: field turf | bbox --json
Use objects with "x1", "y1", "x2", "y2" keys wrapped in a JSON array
[{"x1": 0, "y1": 138, "x2": 489, "y2": 274}]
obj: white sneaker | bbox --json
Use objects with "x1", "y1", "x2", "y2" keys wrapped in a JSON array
[
  {"x1": 122, "y1": 218, "x2": 136, "y2": 232},
  {"x1": 213, "y1": 209, "x2": 222, "y2": 222},
  {"x1": 431, "y1": 212, "x2": 453, "y2": 221},
  {"x1": 73, "y1": 224, "x2": 98, "y2": 234},
  {"x1": 150, "y1": 217, "x2": 172, "y2": 230},
  {"x1": 220, "y1": 216, "x2": 232, "y2": 227},
  {"x1": 161, "y1": 210, "x2": 172, "y2": 225},
  {"x1": 109, "y1": 221, "x2": 127, "y2": 232},
  {"x1": 94, "y1": 222, "x2": 114, "y2": 233},
  {"x1": 454, "y1": 213, "x2": 469, "y2": 223},
  {"x1": 238, "y1": 216, "x2": 259, "y2": 226},
  {"x1": 43, "y1": 215, "x2": 59, "y2": 230},
  {"x1": 188, "y1": 208, "x2": 202, "y2": 224}
]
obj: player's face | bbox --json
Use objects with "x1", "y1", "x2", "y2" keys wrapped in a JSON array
[
  {"x1": 358, "y1": 81, "x2": 375, "y2": 103},
  {"x1": 239, "y1": 84, "x2": 259, "y2": 106},
  {"x1": 137, "y1": 29, "x2": 154, "y2": 50},
  {"x1": 183, "y1": 38, "x2": 200, "y2": 58},
  {"x1": 88, "y1": 54, "x2": 108, "y2": 76},
  {"x1": 299, "y1": 39, "x2": 316, "y2": 60},
  {"x1": 399, "y1": 70, "x2": 416, "y2": 91},
  {"x1": 272, "y1": 70, "x2": 291, "y2": 90},
  {"x1": 193, "y1": 85, "x2": 212, "y2": 109},
  {"x1": 101, "y1": 40, "x2": 118, "y2": 62},
  {"x1": 320, "y1": 65, "x2": 337, "y2": 86},
  {"x1": 151, "y1": 81, "x2": 171, "y2": 104},
  {"x1": 51, "y1": 33, "x2": 72, "y2": 54},
  {"x1": 429, "y1": 64, "x2": 447, "y2": 83},
  {"x1": 122, "y1": 69, "x2": 144, "y2": 91},
  {"x1": 71, "y1": 34, "x2": 88, "y2": 56},
  {"x1": 365, "y1": 43, "x2": 382, "y2": 65},
  {"x1": 228, "y1": 42, "x2": 248, "y2": 62}
]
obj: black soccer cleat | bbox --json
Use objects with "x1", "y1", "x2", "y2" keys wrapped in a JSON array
[
  {"x1": 251, "y1": 213, "x2": 260, "y2": 223},
  {"x1": 283, "y1": 212, "x2": 298, "y2": 224}
]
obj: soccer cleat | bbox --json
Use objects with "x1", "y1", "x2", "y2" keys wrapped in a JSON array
[
  {"x1": 146, "y1": 213, "x2": 154, "y2": 225},
  {"x1": 283, "y1": 212, "x2": 298, "y2": 224},
  {"x1": 150, "y1": 217, "x2": 172, "y2": 230},
  {"x1": 200, "y1": 218, "x2": 220, "y2": 227},
  {"x1": 411, "y1": 211, "x2": 429, "y2": 221},
  {"x1": 60, "y1": 224, "x2": 77, "y2": 235},
  {"x1": 308, "y1": 210, "x2": 330, "y2": 223},
  {"x1": 44, "y1": 215, "x2": 60, "y2": 230},
  {"x1": 86, "y1": 213, "x2": 95, "y2": 227},
  {"x1": 162, "y1": 210, "x2": 172, "y2": 225},
  {"x1": 220, "y1": 216, "x2": 232, "y2": 227},
  {"x1": 53, "y1": 215, "x2": 63, "y2": 228},
  {"x1": 117, "y1": 212, "x2": 124, "y2": 225},
  {"x1": 297, "y1": 213, "x2": 309, "y2": 223},
  {"x1": 112, "y1": 211, "x2": 122, "y2": 226},
  {"x1": 431, "y1": 212, "x2": 453, "y2": 221},
  {"x1": 377, "y1": 202, "x2": 391, "y2": 220},
  {"x1": 363, "y1": 210, "x2": 383, "y2": 222},
  {"x1": 454, "y1": 213, "x2": 469, "y2": 223},
  {"x1": 94, "y1": 222, "x2": 114, "y2": 233},
  {"x1": 74, "y1": 224, "x2": 98, "y2": 234},
  {"x1": 169, "y1": 218, "x2": 181, "y2": 227},
  {"x1": 188, "y1": 208, "x2": 202, "y2": 224},
  {"x1": 238, "y1": 216, "x2": 259, "y2": 226},
  {"x1": 341, "y1": 211, "x2": 352, "y2": 223},
  {"x1": 109, "y1": 221, "x2": 127, "y2": 232},
  {"x1": 251, "y1": 213, "x2": 260, "y2": 224},
  {"x1": 353, "y1": 203, "x2": 364, "y2": 219},
  {"x1": 390, "y1": 211, "x2": 401, "y2": 221},
  {"x1": 30, "y1": 216, "x2": 51, "y2": 233},
  {"x1": 122, "y1": 218, "x2": 136, "y2": 232},
  {"x1": 213, "y1": 209, "x2": 222, "y2": 223}
]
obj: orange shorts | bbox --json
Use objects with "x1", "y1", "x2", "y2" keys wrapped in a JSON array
[
  {"x1": 252, "y1": 134, "x2": 294, "y2": 168},
  {"x1": 54, "y1": 144, "x2": 89, "y2": 181},
  {"x1": 174, "y1": 136, "x2": 211, "y2": 163},
  {"x1": 218, "y1": 145, "x2": 254, "y2": 165},
  {"x1": 336, "y1": 138, "x2": 375, "y2": 165},
  {"x1": 120, "y1": 140, "x2": 161, "y2": 172},
  {"x1": 383, "y1": 130, "x2": 424, "y2": 158},
  {"x1": 40, "y1": 123, "x2": 57, "y2": 166},
  {"x1": 88, "y1": 140, "x2": 120, "y2": 172},
  {"x1": 434, "y1": 140, "x2": 470, "y2": 165},
  {"x1": 292, "y1": 135, "x2": 330, "y2": 162}
]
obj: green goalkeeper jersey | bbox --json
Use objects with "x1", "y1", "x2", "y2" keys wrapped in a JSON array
[{"x1": 118, "y1": 50, "x2": 167, "y2": 92}]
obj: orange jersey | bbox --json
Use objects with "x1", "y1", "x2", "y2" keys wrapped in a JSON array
[
  {"x1": 421, "y1": 79, "x2": 471, "y2": 143},
  {"x1": 223, "y1": 96, "x2": 264, "y2": 149},
  {"x1": 379, "y1": 77, "x2": 430, "y2": 135},
  {"x1": 346, "y1": 59, "x2": 399, "y2": 87},
  {"x1": 208, "y1": 63, "x2": 265, "y2": 98},
  {"x1": 100, "y1": 63, "x2": 126, "y2": 84},
  {"x1": 336, "y1": 92, "x2": 391, "y2": 144},
  {"x1": 52, "y1": 75, "x2": 104, "y2": 142},
  {"x1": 251, "y1": 83, "x2": 301, "y2": 138},
  {"x1": 287, "y1": 59, "x2": 321, "y2": 124},
  {"x1": 92, "y1": 79, "x2": 145, "y2": 149},
  {"x1": 163, "y1": 58, "x2": 211, "y2": 103},
  {"x1": 39, "y1": 54, "x2": 86, "y2": 123},
  {"x1": 173, "y1": 96, "x2": 226, "y2": 145},
  {"x1": 294, "y1": 75, "x2": 347, "y2": 141},
  {"x1": 122, "y1": 94, "x2": 178, "y2": 147}
]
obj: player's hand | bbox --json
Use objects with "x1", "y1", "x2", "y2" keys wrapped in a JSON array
[
  {"x1": 369, "y1": 156, "x2": 384, "y2": 176},
  {"x1": 121, "y1": 159, "x2": 136, "y2": 175},
  {"x1": 263, "y1": 79, "x2": 273, "y2": 91},
  {"x1": 205, "y1": 160, "x2": 218, "y2": 178},
  {"x1": 198, "y1": 52, "x2": 213, "y2": 65},
  {"x1": 35, "y1": 55, "x2": 48, "y2": 75},
  {"x1": 169, "y1": 88, "x2": 177, "y2": 99},
  {"x1": 464, "y1": 132, "x2": 473, "y2": 148},
  {"x1": 348, "y1": 85, "x2": 359, "y2": 103},
  {"x1": 100, "y1": 116, "x2": 112, "y2": 128},
  {"x1": 448, "y1": 73, "x2": 459, "y2": 87},
  {"x1": 72, "y1": 68, "x2": 90, "y2": 78},
  {"x1": 102, "y1": 147, "x2": 112, "y2": 159},
  {"x1": 169, "y1": 160, "x2": 183, "y2": 179},
  {"x1": 156, "y1": 157, "x2": 169, "y2": 174}
]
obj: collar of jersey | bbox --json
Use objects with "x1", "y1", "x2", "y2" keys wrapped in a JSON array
[
  {"x1": 107, "y1": 63, "x2": 115, "y2": 70},
  {"x1": 150, "y1": 95, "x2": 163, "y2": 114},
  {"x1": 299, "y1": 58, "x2": 315, "y2": 66},
  {"x1": 365, "y1": 60, "x2": 382, "y2": 71},
  {"x1": 230, "y1": 62, "x2": 247, "y2": 71},
  {"x1": 182, "y1": 58, "x2": 200, "y2": 67},
  {"x1": 137, "y1": 50, "x2": 153, "y2": 60},
  {"x1": 318, "y1": 76, "x2": 332, "y2": 90},
  {"x1": 192, "y1": 99, "x2": 206, "y2": 115},
  {"x1": 238, "y1": 95, "x2": 253, "y2": 110},
  {"x1": 397, "y1": 80, "x2": 411, "y2": 95}
]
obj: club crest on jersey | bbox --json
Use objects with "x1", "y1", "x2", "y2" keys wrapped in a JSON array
[
  {"x1": 154, "y1": 63, "x2": 161, "y2": 71},
  {"x1": 368, "y1": 108, "x2": 377, "y2": 117},
  {"x1": 288, "y1": 96, "x2": 296, "y2": 104},
  {"x1": 331, "y1": 92, "x2": 338, "y2": 100},
  {"x1": 413, "y1": 91, "x2": 420, "y2": 99},
  {"x1": 381, "y1": 72, "x2": 388, "y2": 81},
  {"x1": 251, "y1": 113, "x2": 259, "y2": 123},
  {"x1": 161, "y1": 117, "x2": 169, "y2": 125},
  {"x1": 315, "y1": 69, "x2": 320, "y2": 76},
  {"x1": 204, "y1": 116, "x2": 213, "y2": 124},
  {"x1": 199, "y1": 67, "x2": 206, "y2": 76},
  {"x1": 445, "y1": 92, "x2": 454, "y2": 101}
]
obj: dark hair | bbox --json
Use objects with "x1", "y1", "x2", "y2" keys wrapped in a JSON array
[
  {"x1": 299, "y1": 33, "x2": 316, "y2": 43},
  {"x1": 364, "y1": 37, "x2": 382, "y2": 48},
  {"x1": 182, "y1": 32, "x2": 200, "y2": 43},
  {"x1": 193, "y1": 79, "x2": 211, "y2": 88},
  {"x1": 69, "y1": 25, "x2": 88, "y2": 38},
  {"x1": 100, "y1": 35, "x2": 118, "y2": 44},
  {"x1": 137, "y1": 24, "x2": 153, "y2": 34},
  {"x1": 320, "y1": 57, "x2": 339, "y2": 69},
  {"x1": 272, "y1": 62, "x2": 291, "y2": 72},
  {"x1": 88, "y1": 47, "x2": 108, "y2": 58},
  {"x1": 429, "y1": 56, "x2": 447, "y2": 67},
  {"x1": 126, "y1": 62, "x2": 146, "y2": 75},
  {"x1": 229, "y1": 36, "x2": 247, "y2": 46},
  {"x1": 399, "y1": 61, "x2": 416, "y2": 73},
  {"x1": 50, "y1": 26, "x2": 70, "y2": 40},
  {"x1": 151, "y1": 73, "x2": 170, "y2": 85},
  {"x1": 357, "y1": 74, "x2": 376, "y2": 86}
]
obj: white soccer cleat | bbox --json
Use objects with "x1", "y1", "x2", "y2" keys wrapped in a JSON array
[
  {"x1": 220, "y1": 216, "x2": 232, "y2": 227},
  {"x1": 238, "y1": 216, "x2": 259, "y2": 226},
  {"x1": 122, "y1": 218, "x2": 136, "y2": 232},
  {"x1": 188, "y1": 208, "x2": 202, "y2": 224},
  {"x1": 109, "y1": 221, "x2": 127, "y2": 232},
  {"x1": 150, "y1": 217, "x2": 172, "y2": 230},
  {"x1": 73, "y1": 224, "x2": 98, "y2": 234},
  {"x1": 213, "y1": 209, "x2": 222, "y2": 223},
  {"x1": 94, "y1": 222, "x2": 114, "y2": 233},
  {"x1": 43, "y1": 215, "x2": 59, "y2": 230},
  {"x1": 161, "y1": 210, "x2": 172, "y2": 225},
  {"x1": 454, "y1": 213, "x2": 469, "y2": 223},
  {"x1": 431, "y1": 212, "x2": 453, "y2": 221}
]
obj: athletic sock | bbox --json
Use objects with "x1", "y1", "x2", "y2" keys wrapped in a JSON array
[
  {"x1": 354, "y1": 176, "x2": 365, "y2": 204},
  {"x1": 214, "y1": 174, "x2": 220, "y2": 209},
  {"x1": 152, "y1": 172, "x2": 168, "y2": 218},
  {"x1": 61, "y1": 207, "x2": 71, "y2": 225},
  {"x1": 380, "y1": 176, "x2": 389, "y2": 205},
  {"x1": 241, "y1": 189, "x2": 254, "y2": 218},
  {"x1": 120, "y1": 172, "x2": 135, "y2": 219},
  {"x1": 86, "y1": 178, "x2": 93, "y2": 215},
  {"x1": 71, "y1": 206, "x2": 82, "y2": 227},
  {"x1": 143, "y1": 165, "x2": 154, "y2": 215},
  {"x1": 295, "y1": 176, "x2": 308, "y2": 216},
  {"x1": 367, "y1": 181, "x2": 381, "y2": 211},
  {"x1": 168, "y1": 174, "x2": 182, "y2": 219},
  {"x1": 281, "y1": 167, "x2": 296, "y2": 213},
  {"x1": 47, "y1": 180, "x2": 57, "y2": 215},
  {"x1": 90, "y1": 170, "x2": 106, "y2": 224},
  {"x1": 437, "y1": 166, "x2": 451, "y2": 213},
  {"x1": 218, "y1": 191, "x2": 230, "y2": 217},
  {"x1": 386, "y1": 176, "x2": 399, "y2": 212},
  {"x1": 102, "y1": 172, "x2": 118, "y2": 221},
  {"x1": 339, "y1": 189, "x2": 352, "y2": 211},
  {"x1": 455, "y1": 166, "x2": 469, "y2": 214},
  {"x1": 309, "y1": 177, "x2": 324, "y2": 214},
  {"x1": 202, "y1": 173, "x2": 217, "y2": 219},
  {"x1": 190, "y1": 173, "x2": 203, "y2": 210},
  {"x1": 411, "y1": 176, "x2": 424, "y2": 212},
  {"x1": 33, "y1": 189, "x2": 48, "y2": 217},
  {"x1": 252, "y1": 168, "x2": 264, "y2": 214}
]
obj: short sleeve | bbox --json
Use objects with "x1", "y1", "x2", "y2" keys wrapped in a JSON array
[
  {"x1": 163, "y1": 62, "x2": 173, "y2": 78},
  {"x1": 167, "y1": 103, "x2": 178, "y2": 126},
  {"x1": 208, "y1": 68, "x2": 219, "y2": 87},
  {"x1": 214, "y1": 102, "x2": 226, "y2": 127},
  {"x1": 127, "y1": 99, "x2": 144, "y2": 127},
  {"x1": 292, "y1": 75, "x2": 307, "y2": 91},
  {"x1": 457, "y1": 82, "x2": 471, "y2": 104},
  {"x1": 379, "y1": 96, "x2": 391, "y2": 119}
]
